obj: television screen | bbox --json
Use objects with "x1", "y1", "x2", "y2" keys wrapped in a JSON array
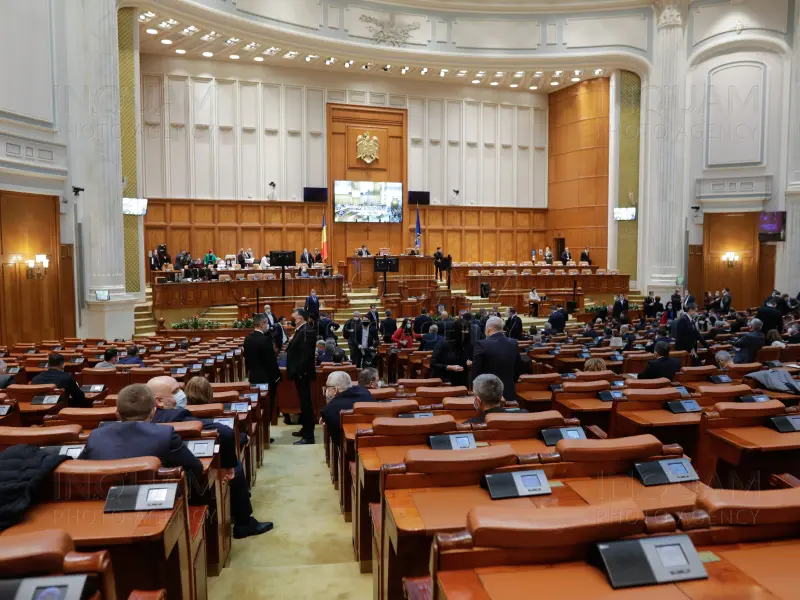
[
  {"x1": 613, "y1": 207, "x2": 636, "y2": 221},
  {"x1": 122, "y1": 197, "x2": 148, "y2": 216},
  {"x1": 758, "y1": 211, "x2": 785, "y2": 241},
  {"x1": 334, "y1": 181, "x2": 403, "y2": 223}
]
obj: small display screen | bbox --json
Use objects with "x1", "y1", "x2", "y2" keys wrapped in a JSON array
[
  {"x1": 193, "y1": 442, "x2": 210, "y2": 454},
  {"x1": 241, "y1": 393, "x2": 258, "y2": 402},
  {"x1": 205, "y1": 359, "x2": 214, "y2": 364},
  {"x1": 65, "y1": 447, "x2": 83, "y2": 458},
  {"x1": 231, "y1": 402, "x2": 249, "y2": 412},
  {"x1": 33, "y1": 585, "x2": 68, "y2": 600},
  {"x1": 252, "y1": 384, "x2": 269, "y2": 391},
  {"x1": 656, "y1": 544, "x2": 689, "y2": 568},
  {"x1": 683, "y1": 401, "x2": 699, "y2": 411},
  {"x1": 193, "y1": 364, "x2": 203, "y2": 369},
  {"x1": 90, "y1": 385, "x2": 103, "y2": 392},
  {"x1": 455, "y1": 436, "x2": 471, "y2": 449},
  {"x1": 612, "y1": 380, "x2": 625, "y2": 388},
  {"x1": 565, "y1": 429, "x2": 581, "y2": 439},
  {"x1": 611, "y1": 391, "x2": 624, "y2": 399},
  {"x1": 214, "y1": 418, "x2": 235, "y2": 428},
  {"x1": 754, "y1": 395, "x2": 769, "y2": 403},
  {"x1": 718, "y1": 375, "x2": 732, "y2": 383},
  {"x1": 667, "y1": 462, "x2": 689, "y2": 477},
  {"x1": 171, "y1": 368, "x2": 187, "y2": 375},
  {"x1": 8, "y1": 367, "x2": 19, "y2": 373},
  {"x1": 147, "y1": 488, "x2": 168, "y2": 503},
  {"x1": 676, "y1": 386, "x2": 689, "y2": 397},
  {"x1": 520, "y1": 473, "x2": 541, "y2": 489},
  {"x1": 44, "y1": 395, "x2": 60, "y2": 404}
]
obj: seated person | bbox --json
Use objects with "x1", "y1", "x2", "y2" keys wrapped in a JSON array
[
  {"x1": 766, "y1": 329, "x2": 786, "y2": 348},
  {"x1": 529, "y1": 334, "x2": 547, "y2": 348},
  {"x1": 582, "y1": 323, "x2": 599, "y2": 339},
  {"x1": 32, "y1": 353, "x2": 86, "y2": 407},
  {"x1": 788, "y1": 324, "x2": 800, "y2": 345},
  {"x1": 317, "y1": 339, "x2": 337, "y2": 364},
  {"x1": 203, "y1": 249, "x2": 217, "y2": 266},
  {"x1": 95, "y1": 347, "x2": 118, "y2": 369},
  {"x1": 331, "y1": 348, "x2": 348, "y2": 364},
  {"x1": 357, "y1": 244, "x2": 371, "y2": 257},
  {"x1": 408, "y1": 245, "x2": 421, "y2": 256},
  {"x1": 298, "y1": 266, "x2": 311, "y2": 278},
  {"x1": 638, "y1": 341, "x2": 681, "y2": 381},
  {"x1": 358, "y1": 367, "x2": 381, "y2": 390},
  {"x1": 715, "y1": 349, "x2": 734, "y2": 370},
  {"x1": 0, "y1": 359, "x2": 15, "y2": 389},
  {"x1": 466, "y1": 374, "x2": 526, "y2": 425},
  {"x1": 583, "y1": 357, "x2": 607, "y2": 372},
  {"x1": 319, "y1": 371, "x2": 373, "y2": 445},
  {"x1": 645, "y1": 327, "x2": 671, "y2": 353},
  {"x1": 315, "y1": 339, "x2": 327, "y2": 363},
  {"x1": 147, "y1": 376, "x2": 273, "y2": 539},
  {"x1": 419, "y1": 324, "x2": 440, "y2": 351},
  {"x1": 733, "y1": 318, "x2": 765, "y2": 364},
  {"x1": 118, "y1": 345, "x2": 145, "y2": 367},
  {"x1": 79, "y1": 383, "x2": 203, "y2": 486}
]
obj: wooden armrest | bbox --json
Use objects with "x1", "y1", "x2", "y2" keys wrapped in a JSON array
[
  {"x1": 129, "y1": 591, "x2": 167, "y2": 600},
  {"x1": 770, "y1": 473, "x2": 800, "y2": 489},
  {"x1": 585, "y1": 425, "x2": 607, "y2": 440}
]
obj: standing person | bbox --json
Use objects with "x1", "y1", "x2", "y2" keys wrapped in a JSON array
[
  {"x1": 561, "y1": 247, "x2": 572, "y2": 263},
  {"x1": 675, "y1": 302, "x2": 708, "y2": 360},
  {"x1": 547, "y1": 305, "x2": 568, "y2": 334},
  {"x1": 392, "y1": 318, "x2": 421, "y2": 349},
  {"x1": 304, "y1": 288, "x2": 320, "y2": 321},
  {"x1": 433, "y1": 246, "x2": 444, "y2": 281},
  {"x1": 356, "y1": 314, "x2": 380, "y2": 367},
  {"x1": 272, "y1": 315, "x2": 288, "y2": 352},
  {"x1": 503, "y1": 307, "x2": 523, "y2": 340},
  {"x1": 379, "y1": 309, "x2": 397, "y2": 343},
  {"x1": 470, "y1": 316, "x2": 522, "y2": 402},
  {"x1": 580, "y1": 246, "x2": 591, "y2": 264},
  {"x1": 643, "y1": 291, "x2": 655, "y2": 318},
  {"x1": 300, "y1": 247, "x2": 314, "y2": 266},
  {"x1": 671, "y1": 289, "x2": 682, "y2": 313},
  {"x1": 286, "y1": 309, "x2": 317, "y2": 445},
  {"x1": 344, "y1": 311, "x2": 362, "y2": 365},
  {"x1": 431, "y1": 319, "x2": 469, "y2": 386},
  {"x1": 313, "y1": 247, "x2": 323, "y2": 263},
  {"x1": 544, "y1": 246, "x2": 553, "y2": 265},
  {"x1": 243, "y1": 313, "x2": 282, "y2": 423},
  {"x1": 317, "y1": 311, "x2": 339, "y2": 340},
  {"x1": 413, "y1": 307, "x2": 432, "y2": 334},
  {"x1": 366, "y1": 304, "x2": 380, "y2": 326},
  {"x1": 720, "y1": 288, "x2": 733, "y2": 314},
  {"x1": 203, "y1": 249, "x2": 217, "y2": 266},
  {"x1": 756, "y1": 298, "x2": 782, "y2": 335}
]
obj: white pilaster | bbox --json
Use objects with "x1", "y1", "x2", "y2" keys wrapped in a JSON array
[
  {"x1": 784, "y1": 189, "x2": 800, "y2": 296},
  {"x1": 787, "y1": 1, "x2": 800, "y2": 185},
  {"x1": 607, "y1": 70, "x2": 621, "y2": 271},
  {"x1": 645, "y1": 0, "x2": 688, "y2": 295},
  {"x1": 63, "y1": 0, "x2": 136, "y2": 338}
]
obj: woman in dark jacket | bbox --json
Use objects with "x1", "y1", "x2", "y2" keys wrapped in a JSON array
[{"x1": 430, "y1": 319, "x2": 468, "y2": 386}]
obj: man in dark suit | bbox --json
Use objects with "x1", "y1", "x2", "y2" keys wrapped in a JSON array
[
  {"x1": 547, "y1": 306, "x2": 568, "y2": 334},
  {"x1": 579, "y1": 247, "x2": 590, "y2": 264},
  {"x1": 313, "y1": 247, "x2": 323, "y2": 263},
  {"x1": 304, "y1": 288, "x2": 321, "y2": 321},
  {"x1": 438, "y1": 311, "x2": 454, "y2": 340},
  {"x1": 582, "y1": 323, "x2": 599, "y2": 339},
  {"x1": 379, "y1": 309, "x2": 397, "y2": 343},
  {"x1": 638, "y1": 342, "x2": 682, "y2": 381},
  {"x1": 419, "y1": 325, "x2": 440, "y2": 351},
  {"x1": 366, "y1": 304, "x2": 380, "y2": 326},
  {"x1": 561, "y1": 247, "x2": 572, "y2": 263},
  {"x1": 348, "y1": 315, "x2": 379, "y2": 368},
  {"x1": 433, "y1": 247, "x2": 444, "y2": 281},
  {"x1": 612, "y1": 295, "x2": 625, "y2": 321},
  {"x1": 286, "y1": 309, "x2": 317, "y2": 445},
  {"x1": 299, "y1": 247, "x2": 314, "y2": 266},
  {"x1": 32, "y1": 353, "x2": 87, "y2": 407},
  {"x1": 465, "y1": 374, "x2": 527, "y2": 424},
  {"x1": 357, "y1": 245, "x2": 371, "y2": 257},
  {"x1": 719, "y1": 288, "x2": 733, "y2": 313},
  {"x1": 149, "y1": 248, "x2": 163, "y2": 272},
  {"x1": 263, "y1": 304, "x2": 277, "y2": 327},
  {"x1": 674, "y1": 303, "x2": 708, "y2": 357},
  {"x1": 118, "y1": 345, "x2": 145, "y2": 367},
  {"x1": 503, "y1": 308, "x2": 523, "y2": 340},
  {"x1": 733, "y1": 318, "x2": 765, "y2": 364},
  {"x1": 756, "y1": 299, "x2": 782, "y2": 335},
  {"x1": 319, "y1": 371, "x2": 373, "y2": 446},
  {"x1": 0, "y1": 360, "x2": 15, "y2": 389},
  {"x1": 645, "y1": 327, "x2": 672, "y2": 353},
  {"x1": 413, "y1": 308, "x2": 432, "y2": 334},
  {"x1": 244, "y1": 313, "x2": 282, "y2": 421},
  {"x1": 142, "y1": 379, "x2": 273, "y2": 539},
  {"x1": 671, "y1": 289, "x2": 682, "y2": 312},
  {"x1": 470, "y1": 317, "x2": 522, "y2": 402},
  {"x1": 317, "y1": 311, "x2": 340, "y2": 341}
]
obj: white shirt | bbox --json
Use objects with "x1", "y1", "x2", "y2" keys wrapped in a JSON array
[
  {"x1": 259, "y1": 257, "x2": 269, "y2": 269},
  {"x1": 529, "y1": 291, "x2": 540, "y2": 301},
  {"x1": 361, "y1": 325, "x2": 370, "y2": 349}
]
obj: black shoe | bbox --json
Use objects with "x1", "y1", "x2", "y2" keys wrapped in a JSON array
[
  {"x1": 293, "y1": 438, "x2": 315, "y2": 445},
  {"x1": 283, "y1": 415, "x2": 292, "y2": 425},
  {"x1": 269, "y1": 438, "x2": 275, "y2": 443},
  {"x1": 291, "y1": 431, "x2": 304, "y2": 437},
  {"x1": 233, "y1": 518, "x2": 274, "y2": 539}
]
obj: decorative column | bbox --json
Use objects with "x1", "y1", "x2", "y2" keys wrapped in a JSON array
[
  {"x1": 606, "y1": 70, "x2": 621, "y2": 271},
  {"x1": 63, "y1": 0, "x2": 136, "y2": 338},
  {"x1": 783, "y1": 192, "x2": 800, "y2": 295},
  {"x1": 644, "y1": 0, "x2": 688, "y2": 294}
]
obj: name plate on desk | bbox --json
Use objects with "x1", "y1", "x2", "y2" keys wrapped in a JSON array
[
  {"x1": 234, "y1": 348, "x2": 242, "y2": 355},
  {"x1": 398, "y1": 412, "x2": 434, "y2": 418},
  {"x1": 739, "y1": 394, "x2": 770, "y2": 403},
  {"x1": 0, "y1": 405, "x2": 11, "y2": 416},
  {"x1": 610, "y1": 353, "x2": 625, "y2": 361},
  {"x1": 561, "y1": 373, "x2": 577, "y2": 380},
  {"x1": 25, "y1": 349, "x2": 36, "y2": 354},
  {"x1": 577, "y1": 352, "x2": 591, "y2": 359},
  {"x1": 226, "y1": 351, "x2": 233, "y2": 358},
  {"x1": 769, "y1": 415, "x2": 800, "y2": 433},
  {"x1": 429, "y1": 432, "x2": 476, "y2": 450},
  {"x1": 152, "y1": 346, "x2": 163, "y2": 352},
  {"x1": 166, "y1": 343, "x2": 177, "y2": 349},
  {"x1": 80, "y1": 384, "x2": 105, "y2": 393},
  {"x1": 483, "y1": 469, "x2": 552, "y2": 499},
  {"x1": 611, "y1": 380, "x2": 625, "y2": 389},
  {"x1": 8, "y1": 574, "x2": 90, "y2": 600},
  {"x1": 31, "y1": 395, "x2": 60, "y2": 406},
  {"x1": 240, "y1": 393, "x2": 258, "y2": 403},
  {"x1": 69, "y1": 357, "x2": 84, "y2": 364},
  {"x1": 598, "y1": 390, "x2": 625, "y2": 402},
  {"x1": 192, "y1": 363, "x2": 203, "y2": 370},
  {"x1": 186, "y1": 439, "x2": 215, "y2": 458},
  {"x1": 191, "y1": 337, "x2": 201, "y2": 343},
  {"x1": 549, "y1": 384, "x2": 564, "y2": 393},
  {"x1": 216, "y1": 355, "x2": 225, "y2": 361},
  {"x1": 204, "y1": 359, "x2": 215, "y2": 365},
  {"x1": 104, "y1": 482, "x2": 178, "y2": 513},
  {"x1": 8, "y1": 367, "x2": 20, "y2": 374},
  {"x1": 170, "y1": 367, "x2": 188, "y2": 376},
  {"x1": 224, "y1": 402, "x2": 250, "y2": 413},
  {"x1": 541, "y1": 426, "x2": 586, "y2": 446},
  {"x1": 594, "y1": 534, "x2": 707, "y2": 589},
  {"x1": 214, "y1": 417, "x2": 236, "y2": 429},
  {"x1": 251, "y1": 383, "x2": 268, "y2": 392},
  {"x1": 634, "y1": 458, "x2": 699, "y2": 486},
  {"x1": 709, "y1": 374, "x2": 732, "y2": 384},
  {"x1": 42, "y1": 444, "x2": 85, "y2": 458},
  {"x1": 665, "y1": 400, "x2": 702, "y2": 414},
  {"x1": 674, "y1": 386, "x2": 691, "y2": 398}
]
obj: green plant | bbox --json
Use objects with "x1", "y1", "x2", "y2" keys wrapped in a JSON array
[
  {"x1": 233, "y1": 317, "x2": 254, "y2": 329},
  {"x1": 585, "y1": 303, "x2": 607, "y2": 314},
  {"x1": 171, "y1": 315, "x2": 222, "y2": 330}
]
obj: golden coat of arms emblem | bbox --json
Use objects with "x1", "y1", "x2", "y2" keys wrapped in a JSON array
[{"x1": 356, "y1": 132, "x2": 380, "y2": 164}]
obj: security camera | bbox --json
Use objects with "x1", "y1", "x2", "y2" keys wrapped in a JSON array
[
  {"x1": 452, "y1": 189, "x2": 460, "y2": 196},
  {"x1": 690, "y1": 205, "x2": 700, "y2": 212},
  {"x1": 268, "y1": 182, "x2": 276, "y2": 188},
  {"x1": 72, "y1": 186, "x2": 85, "y2": 195}
]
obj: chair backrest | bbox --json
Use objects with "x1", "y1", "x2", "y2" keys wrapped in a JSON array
[
  {"x1": 6, "y1": 384, "x2": 60, "y2": 404},
  {"x1": 0, "y1": 424, "x2": 82, "y2": 450},
  {"x1": 397, "y1": 378, "x2": 442, "y2": 389},
  {"x1": 56, "y1": 407, "x2": 118, "y2": 430},
  {"x1": 81, "y1": 368, "x2": 131, "y2": 394},
  {"x1": 129, "y1": 367, "x2": 167, "y2": 384},
  {"x1": 416, "y1": 386, "x2": 469, "y2": 399}
]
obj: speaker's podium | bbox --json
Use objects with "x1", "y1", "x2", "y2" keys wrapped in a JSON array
[{"x1": 374, "y1": 256, "x2": 399, "y2": 293}]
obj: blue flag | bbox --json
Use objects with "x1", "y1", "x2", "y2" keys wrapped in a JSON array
[{"x1": 415, "y1": 204, "x2": 421, "y2": 247}]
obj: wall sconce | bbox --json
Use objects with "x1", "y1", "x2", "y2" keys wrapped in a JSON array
[
  {"x1": 722, "y1": 251, "x2": 740, "y2": 268},
  {"x1": 26, "y1": 254, "x2": 49, "y2": 279}
]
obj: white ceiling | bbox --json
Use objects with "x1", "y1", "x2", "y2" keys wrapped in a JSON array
[
  {"x1": 137, "y1": 9, "x2": 609, "y2": 93},
  {"x1": 366, "y1": 0, "x2": 653, "y2": 13}
]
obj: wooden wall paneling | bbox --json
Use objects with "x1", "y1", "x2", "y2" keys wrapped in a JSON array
[
  {"x1": 687, "y1": 245, "x2": 704, "y2": 299},
  {"x1": 702, "y1": 213, "x2": 761, "y2": 309},
  {"x1": 60, "y1": 245, "x2": 76, "y2": 339},
  {"x1": 758, "y1": 244, "x2": 776, "y2": 305}
]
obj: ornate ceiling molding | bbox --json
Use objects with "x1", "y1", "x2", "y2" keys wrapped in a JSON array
[
  {"x1": 365, "y1": 0, "x2": 653, "y2": 13},
  {"x1": 653, "y1": 0, "x2": 689, "y2": 29}
]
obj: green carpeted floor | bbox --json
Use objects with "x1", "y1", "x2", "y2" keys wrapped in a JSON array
[{"x1": 208, "y1": 425, "x2": 372, "y2": 599}]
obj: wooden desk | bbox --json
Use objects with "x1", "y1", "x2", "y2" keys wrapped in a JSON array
[
  {"x1": 435, "y1": 539, "x2": 800, "y2": 599},
  {"x1": 150, "y1": 265, "x2": 327, "y2": 285},
  {"x1": 449, "y1": 264, "x2": 602, "y2": 287},
  {"x1": 383, "y1": 475, "x2": 699, "y2": 600},
  {"x1": 2, "y1": 498, "x2": 191, "y2": 600},
  {"x1": 465, "y1": 273, "x2": 629, "y2": 297},
  {"x1": 347, "y1": 256, "x2": 434, "y2": 289}
]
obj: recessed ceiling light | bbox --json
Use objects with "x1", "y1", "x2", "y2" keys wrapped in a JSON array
[
  {"x1": 495, "y1": 71, "x2": 504, "y2": 77},
  {"x1": 490, "y1": 81, "x2": 499, "y2": 86},
  {"x1": 344, "y1": 60, "x2": 352, "y2": 68},
  {"x1": 160, "y1": 39, "x2": 172, "y2": 45},
  {"x1": 362, "y1": 62, "x2": 375, "y2": 70},
  {"x1": 420, "y1": 68, "x2": 428, "y2": 75},
  {"x1": 594, "y1": 68, "x2": 604, "y2": 76},
  {"x1": 534, "y1": 71, "x2": 543, "y2": 77},
  {"x1": 225, "y1": 37, "x2": 240, "y2": 45},
  {"x1": 476, "y1": 71, "x2": 485, "y2": 77},
  {"x1": 571, "y1": 77, "x2": 581, "y2": 82},
  {"x1": 175, "y1": 49, "x2": 186, "y2": 54},
  {"x1": 551, "y1": 81, "x2": 560, "y2": 86},
  {"x1": 181, "y1": 25, "x2": 198, "y2": 36},
  {"x1": 514, "y1": 71, "x2": 524, "y2": 77},
  {"x1": 472, "y1": 79, "x2": 480, "y2": 84},
  {"x1": 139, "y1": 11, "x2": 156, "y2": 22},
  {"x1": 529, "y1": 85, "x2": 538, "y2": 90},
  {"x1": 401, "y1": 66, "x2": 410, "y2": 74},
  {"x1": 574, "y1": 70, "x2": 583, "y2": 76},
  {"x1": 554, "y1": 70, "x2": 563, "y2": 76},
  {"x1": 283, "y1": 51, "x2": 299, "y2": 59},
  {"x1": 244, "y1": 42, "x2": 260, "y2": 51},
  {"x1": 264, "y1": 47, "x2": 281, "y2": 56},
  {"x1": 510, "y1": 83, "x2": 518, "y2": 88},
  {"x1": 383, "y1": 65, "x2": 391, "y2": 72},
  {"x1": 254, "y1": 56, "x2": 264, "y2": 62},
  {"x1": 439, "y1": 69, "x2": 448, "y2": 77},
  {"x1": 202, "y1": 51, "x2": 213, "y2": 58},
  {"x1": 305, "y1": 54, "x2": 319, "y2": 62},
  {"x1": 158, "y1": 19, "x2": 178, "y2": 29},
  {"x1": 457, "y1": 70, "x2": 467, "y2": 76},
  {"x1": 146, "y1": 28, "x2": 158, "y2": 35},
  {"x1": 229, "y1": 54, "x2": 240, "y2": 60},
  {"x1": 200, "y1": 31, "x2": 220, "y2": 42},
  {"x1": 325, "y1": 57, "x2": 337, "y2": 66}
]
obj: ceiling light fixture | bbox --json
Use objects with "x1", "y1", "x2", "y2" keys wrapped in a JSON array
[
  {"x1": 439, "y1": 68, "x2": 448, "y2": 77},
  {"x1": 571, "y1": 77, "x2": 581, "y2": 82},
  {"x1": 457, "y1": 70, "x2": 467, "y2": 76},
  {"x1": 202, "y1": 51, "x2": 213, "y2": 58},
  {"x1": 401, "y1": 66, "x2": 410, "y2": 74},
  {"x1": 243, "y1": 42, "x2": 260, "y2": 51},
  {"x1": 510, "y1": 83, "x2": 518, "y2": 88},
  {"x1": 554, "y1": 70, "x2": 563, "y2": 76},
  {"x1": 254, "y1": 56, "x2": 264, "y2": 62},
  {"x1": 230, "y1": 54, "x2": 240, "y2": 60},
  {"x1": 574, "y1": 70, "x2": 583, "y2": 76},
  {"x1": 476, "y1": 71, "x2": 485, "y2": 76},
  {"x1": 200, "y1": 31, "x2": 220, "y2": 42},
  {"x1": 490, "y1": 81, "x2": 499, "y2": 86},
  {"x1": 139, "y1": 11, "x2": 156, "y2": 21},
  {"x1": 160, "y1": 39, "x2": 172, "y2": 45},
  {"x1": 534, "y1": 71, "x2": 543, "y2": 77},
  {"x1": 383, "y1": 65, "x2": 391, "y2": 72},
  {"x1": 495, "y1": 71, "x2": 505, "y2": 77},
  {"x1": 514, "y1": 71, "x2": 524, "y2": 77},
  {"x1": 146, "y1": 28, "x2": 158, "y2": 35},
  {"x1": 420, "y1": 68, "x2": 428, "y2": 75},
  {"x1": 472, "y1": 79, "x2": 480, "y2": 84},
  {"x1": 551, "y1": 81, "x2": 560, "y2": 86},
  {"x1": 175, "y1": 49, "x2": 186, "y2": 54},
  {"x1": 594, "y1": 68, "x2": 604, "y2": 76},
  {"x1": 158, "y1": 19, "x2": 178, "y2": 29},
  {"x1": 324, "y1": 57, "x2": 336, "y2": 66},
  {"x1": 225, "y1": 37, "x2": 240, "y2": 45},
  {"x1": 362, "y1": 62, "x2": 375, "y2": 70},
  {"x1": 264, "y1": 47, "x2": 281, "y2": 55},
  {"x1": 283, "y1": 51, "x2": 299, "y2": 59},
  {"x1": 181, "y1": 25, "x2": 198, "y2": 35},
  {"x1": 529, "y1": 85, "x2": 538, "y2": 90}
]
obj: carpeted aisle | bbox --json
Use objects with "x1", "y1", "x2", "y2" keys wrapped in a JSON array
[{"x1": 208, "y1": 424, "x2": 372, "y2": 599}]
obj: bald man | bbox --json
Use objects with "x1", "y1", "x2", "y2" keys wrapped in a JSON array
[
  {"x1": 147, "y1": 376, "x2": 273, "y2": 539},
  {"x1": 319, "y1": 371, "x2": 373, "y2": 446}
]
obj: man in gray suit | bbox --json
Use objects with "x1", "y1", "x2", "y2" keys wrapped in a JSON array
[{"x1": 470, "y1": 317, "x2": 522, "y2": 402}]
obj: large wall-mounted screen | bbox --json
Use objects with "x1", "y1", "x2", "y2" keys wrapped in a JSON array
[{"x1": 334, "y1": 181, "x2": 403, "y2": 223}]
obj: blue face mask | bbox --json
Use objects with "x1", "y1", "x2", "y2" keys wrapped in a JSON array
[{"x1": 174, "y1": 389, "x2": 187, "y2": 408}]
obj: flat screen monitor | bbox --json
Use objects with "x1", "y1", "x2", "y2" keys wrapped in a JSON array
[
  {"x1": 758, "y1": 211, "x2": 786, "y2": 242},
  {"x1": 613, "y1": 207, "x2": 636, "y2": 221},
  {"x1": 122, "y1": 197, "x2": 148, "y2": 216},
  {"x1": 334, "y1": 180, "x2": 403, "y2": 223}
]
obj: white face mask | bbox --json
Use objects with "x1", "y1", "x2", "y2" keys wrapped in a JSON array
[{"x1": 174, "y1": 389, "x2": 187, "y2": 408}]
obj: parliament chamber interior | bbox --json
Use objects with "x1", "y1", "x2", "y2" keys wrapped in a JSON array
[{"x1": 4, "y1": 0, "x2": 800, "y2": 598}]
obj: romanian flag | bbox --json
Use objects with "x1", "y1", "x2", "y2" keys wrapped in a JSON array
[
  {"x1": 415, "y1": 204, "x2": 422, "y2": 247},
  {"x1": 321, "y1": 211, "x2": 328, "y2": 260}
]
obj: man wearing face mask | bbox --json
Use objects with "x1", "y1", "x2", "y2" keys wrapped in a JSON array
[
  {"x1": 319, "y1": 371, "x2": 373, "y2": 447},
  {"x1": 244, "y1": 313, "x2": 282, "y2": 423},
  {"x1": 147, "y1": 376, "x2": 274, "y2": 538}
]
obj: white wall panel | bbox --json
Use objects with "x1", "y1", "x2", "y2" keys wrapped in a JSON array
[
  {"x1": 446, "y1": 100, "x2": 462, "y2": 203},
  {"x1": 692, "y1": 0, "x2": 788, "y2": 46},
  {"x1": 141, "y1": 75, "x2": 164, "y2": 197},
  {"x1": 216, "y1": 81, "x2": 236, "y2": 198},
  {"x1": 517, "y1": 107, "x2": 532, "y2": 208},
  {"x1": 534, "y1": 108, "x2": 547, "y2": 150},
  {"x1": 192, "y1": 78, "x2": 213, "y2": 127},
  {"x1": 192, "y1": 78, "x2": 214, "y2": 198},
  {"x1": 563, "y1": 15, "x2": 648, "y2": 51},
  {"x1": 427, "y1": 99, "x2": 445, "y2": 203},
  {"x1": 482, "y1": 103, "x2": 498, "y2": 205},
  {"x1": 285, "y1": 86, "x2": 304, "y2": 200},
  {"x1": 262, "y1": 84, "x2": 281, "y2": 198},
  {"x1": 499, "y1": 104, "x2": 514, "y2": 206},
  {"x1": 166, "y1": 77, "x2": 188, "y2": 197},
  {"x1": 464, "y1": 101, "x2": 480, "y2": 205},
  {"x1": 454, "y1": 19, "x2": 540, "y2": 49},
  {"x1": 306, "y1": 88, "x2": 325, "y2": 187},
  {"x1": 236, "y1": 0, "x2": 321, "y2": 30},
  {"x1": 408, "y1": 97, "x2": 425, "y2": 191}
]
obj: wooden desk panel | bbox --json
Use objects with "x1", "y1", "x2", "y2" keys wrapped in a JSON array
[
  {"x1": 449, "y1": 264, "x2": 601, "y2": 288},
  {"x1": 465, "y1": 274, "x2": 629, "y2": 296},
  {"x1": 348, "y1": 256, "x2": 434, "y2": 288}
]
